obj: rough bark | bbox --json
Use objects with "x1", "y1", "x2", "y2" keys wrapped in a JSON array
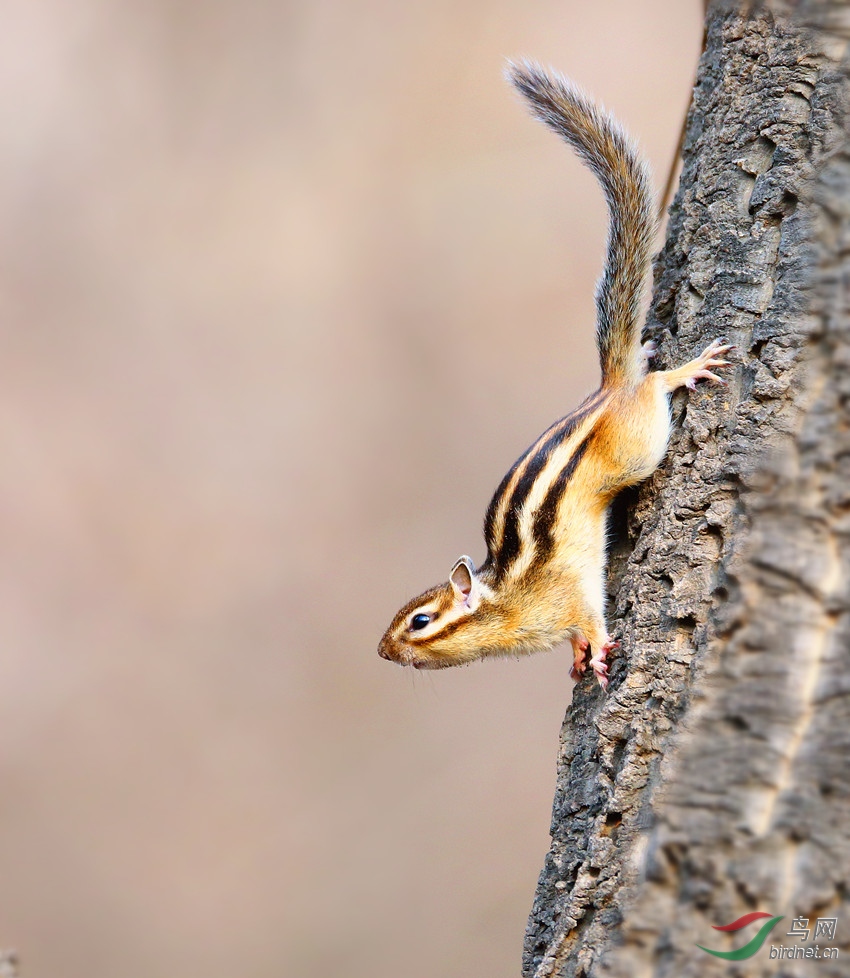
[{"x1": 523, "y1": 3, "x2": 850, "y2": 977}]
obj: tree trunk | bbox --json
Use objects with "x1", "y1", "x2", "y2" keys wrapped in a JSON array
[{"x1": 522, "y1": 3, "x2": 850, "y2": 976}]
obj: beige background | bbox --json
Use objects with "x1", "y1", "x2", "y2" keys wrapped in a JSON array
[{"x1": 0, "y1": 2, "x2": 702, "y2": 976}]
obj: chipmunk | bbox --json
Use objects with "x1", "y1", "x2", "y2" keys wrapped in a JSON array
[{"x1": 378, "y1": 62, "x2": 731, "y2": 688}]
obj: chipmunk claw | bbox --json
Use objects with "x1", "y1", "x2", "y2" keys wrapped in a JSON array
[
  {"x1": 588, "y1": 638, "x2": 619, "y2": 689},
  {"x1": 685, "y1": 370, "x2": 727, "y2": 390},
  {"x1": 662, "y1": 337, "x2": 734, "y2": 394}
]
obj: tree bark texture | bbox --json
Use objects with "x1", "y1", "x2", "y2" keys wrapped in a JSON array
[{"x1": 523, "y1": 3, "x2": 850, "y2": 977}]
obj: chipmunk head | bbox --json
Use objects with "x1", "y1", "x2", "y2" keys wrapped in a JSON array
[{"x1": 378, "y1": 556, "x2": 506, "y2": 669}]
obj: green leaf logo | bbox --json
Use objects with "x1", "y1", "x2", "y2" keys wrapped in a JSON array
[{"x1": 697, "y1": 914, "x2": 784, "y2": 960}]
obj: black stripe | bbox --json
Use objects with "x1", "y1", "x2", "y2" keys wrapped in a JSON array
[
  {"x1": 494, "y1": 450, "x2": 552, "y2": 575},
  {"x1": 488, "y1": 391, "x2": 606, "y2": 577},
  {"x1": 483, "y1": 404, "x2": 588, "y2": 554},
  {"x1": 410, "y1": 615, "x2": 470, "y2": 645},
  {"x1": 483, "y1": 464, "x2": 518, "y2": 554},
  {"x1": 530, "y1": 432, "x2": 594, "y2": 562}
]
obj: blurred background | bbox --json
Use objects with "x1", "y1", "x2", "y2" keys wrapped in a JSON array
[{"x1": 0, "y1": 2, "x2": 702, "y2": 976}]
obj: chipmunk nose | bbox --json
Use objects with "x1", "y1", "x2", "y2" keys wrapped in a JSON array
[{"x1": 378, "y1": 643, "x2": 392, "y2": 660}]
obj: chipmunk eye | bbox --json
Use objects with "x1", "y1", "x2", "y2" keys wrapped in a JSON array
[{"x1": 410, "y1": 613, "x2": 431, "y2": 631}]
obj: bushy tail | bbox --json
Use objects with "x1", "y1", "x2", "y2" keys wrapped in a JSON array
[{"x1": 507, "y1": 61, "x2": 656, "y2": 388}]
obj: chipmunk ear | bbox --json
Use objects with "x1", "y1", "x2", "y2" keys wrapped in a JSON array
[{"x1": 449, "y1": 556, "x2": 481, "y2": 611}]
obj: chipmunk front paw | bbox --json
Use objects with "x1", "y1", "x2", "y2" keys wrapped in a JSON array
[{"x1": 683, "y1": 338, "x2": 734, "y2": 390}]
